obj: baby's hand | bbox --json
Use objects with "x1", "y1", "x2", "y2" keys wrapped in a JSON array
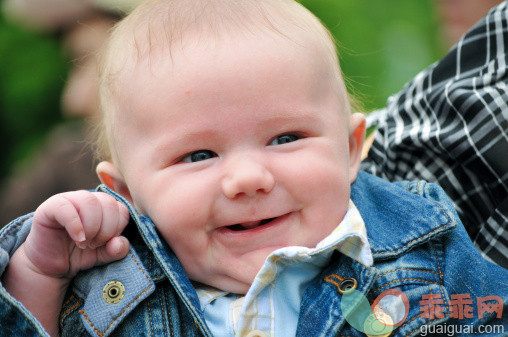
[
  {"x1": 1, "y1": 191, "x2": 130, "y2": 336},
  {"x1": 22, "y1": 190, "x2": 130, "y2": 279}
]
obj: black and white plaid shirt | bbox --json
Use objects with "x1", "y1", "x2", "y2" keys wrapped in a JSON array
[{"x1": 361, "y1": 1, "x2": 508, "y2": 268}]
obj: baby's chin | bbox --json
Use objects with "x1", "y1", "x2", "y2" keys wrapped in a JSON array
[
  {"x1": 188, "y1": 250, "x2": 278, "y2": 294},
  {"x1": 191, "y1": 273, "x2": 254, "y2": 295},
  {"x1": 214, "y1": 279, "x2": 252, "y2": 295}
]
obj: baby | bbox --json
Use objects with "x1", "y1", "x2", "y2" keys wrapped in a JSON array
[{"x1": 1, "y1": 0, "x2": 507, "y2": 336}]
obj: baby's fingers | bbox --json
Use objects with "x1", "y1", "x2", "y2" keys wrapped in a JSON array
[
  {"x1": 95, "y1": 236, "x2": 130, "y2": 265},
  {"x1": 64, "y1": 191, "x2": 105, "y2": 248},
  {"x1": 34, "y1": 193, "x2": 87, "y2": 244},
  {"x1": 34, "y1": 191, "x2": 130, "y2": 250},
  {"x1": 87, "y1": 193, "x2": 130, "y2": 249}
]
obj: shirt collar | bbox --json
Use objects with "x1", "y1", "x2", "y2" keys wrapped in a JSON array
[{"x1": 315, "y1": 200, "x2": 373, "y2": 265}]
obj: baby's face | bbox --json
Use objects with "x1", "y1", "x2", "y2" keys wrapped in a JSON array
[{"x1": 107, "y1": 33, "x2": 364, "y2": 293}]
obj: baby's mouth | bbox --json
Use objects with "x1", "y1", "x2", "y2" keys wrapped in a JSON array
[{"x1": 227, "y1": 217, "x2": 276, "y2": 231}]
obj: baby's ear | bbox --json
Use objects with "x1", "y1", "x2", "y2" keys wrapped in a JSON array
[
  {"x1": 96, "y1": 161, "x2": 133, "y2": 204},
  {"x1": 348, "y1": 113, "x2": 366, "y2": 184}
]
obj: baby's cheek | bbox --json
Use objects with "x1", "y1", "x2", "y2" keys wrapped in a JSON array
[{"x1": 287, "y1": 152, "x2": 349, "y2": 195}]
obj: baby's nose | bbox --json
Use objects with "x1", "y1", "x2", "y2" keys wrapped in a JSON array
[{"x1": 221, "y1": 157, "x2": 275, "y2": 199}]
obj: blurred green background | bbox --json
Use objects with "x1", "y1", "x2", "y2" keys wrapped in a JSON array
[
  {"x1": 0, "y1": 13, "x2": 67, "y2": 180},
  {"x1": 0, "y1": 0, "x2": 444, "y2": 183},
  {"x1": 302, "y1": 0, "x2": 443, "y2": 110}
]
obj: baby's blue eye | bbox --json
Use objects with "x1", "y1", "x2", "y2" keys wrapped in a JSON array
[
  {"x1": 183, "y1": 150, "x2": 217, "y2": 163},
  {"x1": 269, "y1": 134, "x2": 299, "y2": 145}
]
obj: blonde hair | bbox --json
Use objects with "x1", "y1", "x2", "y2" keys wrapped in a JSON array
[{"x1": 95, "y1": 0, "x2": 352, "y2": 162}]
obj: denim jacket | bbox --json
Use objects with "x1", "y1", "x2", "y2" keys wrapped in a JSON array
[{"x1": 1, "y1": 171, "x2": 507, "y2": 337}]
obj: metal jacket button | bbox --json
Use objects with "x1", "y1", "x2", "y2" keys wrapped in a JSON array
[
  {"x1": 337, "y1": 277, "x2": 358, "y2": 294},
  {"x1": 103, "y1": 280, "x2": 125, "y2": 304}
]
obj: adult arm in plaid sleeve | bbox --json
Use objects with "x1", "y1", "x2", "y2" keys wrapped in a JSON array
[{"x1": 361, "y1": 1, "x2": 508, "y2": 268}]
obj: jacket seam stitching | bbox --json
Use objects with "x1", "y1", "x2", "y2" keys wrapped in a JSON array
[
  {"x1": 158, "y1": 290, "x2": 168, "y2": 337},
  {"x1": 376, "y1": 267, "x2": 439, "y2": 278},
  {"x1": 429, "y1": 240, "x2": 449, "y2": 320},
  {"x1": 129, "y1": 249, "x2": 151, "y2": 280},
  {"x1": 147, "y1": 296, "x2": 154, "y2": 336},
  {"x1": 62, "y1": 294, "x2": 76, "y2": 308},
  {"x1": 369, "y1": 278, "x2": 440, "y2": 295},
  {"x1": 431, "y1": 240, "x2": 445, "y2": 282},
  {"x1": 60, "y1": 295, "x2": 83, "y2": 325},
  {"x1": 79, "y1": 311, "x2": 105, "y2": 337},
  {"x1": 163, "y1": 288, "x2": 175, "y2": 337}
]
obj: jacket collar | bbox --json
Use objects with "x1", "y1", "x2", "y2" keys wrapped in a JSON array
[{"x1": 351, "y1": 171, "x2": 457, "y2": 260}]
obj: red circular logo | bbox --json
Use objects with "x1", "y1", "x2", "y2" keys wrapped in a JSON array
[{"x1": 371, "y1": 289, "x2": 410, "y2": 327}]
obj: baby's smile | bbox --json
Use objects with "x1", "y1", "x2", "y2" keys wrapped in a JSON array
[
  {"x1": 225, "y1": 216, "x2": 279, "y2": 231},
  {"x1": 214, "y1": 210, "x2": 296, "y2": 234},
  {"x1": 212, "y1": 211, "x2": 300, "y2": 251}
]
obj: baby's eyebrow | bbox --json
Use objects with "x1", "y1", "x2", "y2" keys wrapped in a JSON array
[
  {"x1": 252, "y1": 113, "x2": 327, "y2": 135},
  {"x1": 258, "y1": 113, "x2": 322, "y2": 127},
  {"x1": 153, "y1": 129, "x2": 220, "y2": 152}
]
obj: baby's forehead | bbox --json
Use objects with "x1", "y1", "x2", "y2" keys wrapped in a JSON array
[
  {"x1": 114, "y1": 22, "x2": 343, "y2": 99},
  {"x1": 108, "y1": 29, "x2": 351, "y2": 139},
  {"x1": 118, "y1": 28, "x2": 341, "y2": 99},
  {"x1": 105, "y1": 0, "x2": 340, "y2": 80},
  {"x1": 116, "y1": 29, "x2": 348, "y2": 114}
]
